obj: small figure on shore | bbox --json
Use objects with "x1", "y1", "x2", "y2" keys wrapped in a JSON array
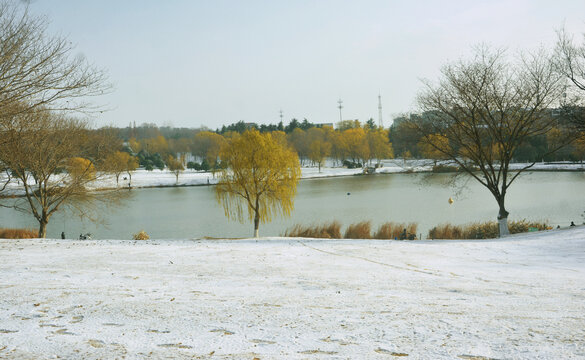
[
  {"x1": 400, "y1": 228, "x2": 407, "y2": 240},
  {"x1": 570, "y1": 221, "x2": 576, "y2": 227},
  {"x1": 61, "y1": 231, "x2": 65, "y2": 239}
]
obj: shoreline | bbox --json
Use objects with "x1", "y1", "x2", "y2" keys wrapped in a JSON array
[{"x1": 2, "y1": 161, "x2": 585, "y2": 196}]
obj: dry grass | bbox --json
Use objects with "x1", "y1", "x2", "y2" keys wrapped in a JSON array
[
  {"x1": 373, "y1": 222, "x2": 418, "y2": 240},
  {"x1": 428, "y1": 220, "x2": 551, "y2": 239},
  {"x1": 344, "y1": 221, "x2": 372, "y2": 239},
  {"x1": 283, "y1": 221, "x2": 342, "y2": 239},
  {"x1": 0, "y1": 228, "x2": 38, "y2": 239},
  {"x1": 132, "y1": 230, "x2": 150, "y2": 240}
]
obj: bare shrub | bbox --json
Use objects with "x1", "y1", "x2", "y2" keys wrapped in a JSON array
[
  {"x1": 0, "y1": 228, "x2": 37, "y2": 239},
  {"x1": 284, "y1": 221, "x2": 341, "y2": 239},
  {"x1": 344, "y1": 221, "x2": 372, "y2": 239},
  {"x1": 132, "y1": 230, "x2": 150, "y2": 240}
]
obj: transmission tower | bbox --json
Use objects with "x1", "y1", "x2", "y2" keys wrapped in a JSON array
[
  {"x1": 279, "y1": 109, "x2": 283, "y2": 124},
  {"x1": 378, "y1": 94, "x2": 383, "y2": 129},
  {"x1": 337, "y1": 99, "x2": 343, "y2": 123}
]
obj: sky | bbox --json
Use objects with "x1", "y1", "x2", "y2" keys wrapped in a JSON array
[{"x1": 28, "y1": 0, "x2": 585, "y2": 130}]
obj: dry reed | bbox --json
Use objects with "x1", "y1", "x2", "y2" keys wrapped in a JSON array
[
  {"x1": 373, "y1": 222, "x2": 418, "y2": 240},
  {"x1": 0, "y1": 228, "x2": 38, "y2": 239},
  {"x1": 283, "y1": 221, "x2": 342, "y2": 239},
  {"x1": 344, "y1": 221, "x2": 372, "y2": 239},
  {"x1": 132, "y1": 230, "x2": 150, "y2": 240},
  {"x1": 428, "y1": 220, "x2": 551, "y2": 239}
]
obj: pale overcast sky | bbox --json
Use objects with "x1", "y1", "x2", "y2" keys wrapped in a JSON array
[{"x1": 29, "y1": 0, "x2": 585, "y2": 129}]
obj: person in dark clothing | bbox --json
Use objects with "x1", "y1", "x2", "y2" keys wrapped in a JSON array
[
  {"x1": 61, "y1": 232, "x2": 65, "y2": 239},
  {"x1": 400, "y1": 228, "x2": 407, "y2": 240},
  {"x1": 570, "y1": 221, "x2": 576, "y2": 227}
]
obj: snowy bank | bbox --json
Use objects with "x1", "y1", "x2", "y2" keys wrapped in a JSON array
[
  {"x1": 1, "y1": 228, "x2": 584, "y2": 359},
  {"x1": 2, "y1": 160, "x2": 585, "y2": 194}
]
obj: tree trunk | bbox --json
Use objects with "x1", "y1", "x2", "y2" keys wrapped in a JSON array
[
  {"x1": 38, "y1": 217, "x2": 48, "y2": 238},
  {"x1": 254, "y1": 216, "x2": 259, "y2": 238},
  {"x1": 497, "y1": 200, "x2": 510, "y2": 237},
  {"x1": 254, "y1": 201, "x2": 260, "y2": 238}
]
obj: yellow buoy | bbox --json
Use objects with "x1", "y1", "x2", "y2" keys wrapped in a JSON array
[{"x1": 448, "y1": 197, "x2": 454, "y2": 205}]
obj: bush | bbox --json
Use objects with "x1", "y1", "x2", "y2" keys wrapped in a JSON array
[
  {"x1": 373, "y1": 222, "x2": 418, "y2": 240},
  {"x1": 428, "y1": 220, "x2": 551, "y2": 239},
  {"x1": 284, "y1": 221, "x2": 342, "y2": 239},
  {"x1": 432, "y1": 164, "x2": 459, "y2": 173},
  {"x1": 187, "y1": 161, "x2": 200, "y2": 170},
  {"x1": 0, "y1": 228, "x2": 38, "y2": 239},
  {"x1": 342, "y1": 160, "x2": 362, "y2": 169},
  {"x1": 200, "y1": 159, "x2": 210, "y2": 171},
  {"x1": 132, "y1": 230, "x2": 150, "y2": 240},
  {"x1": 344, "y1": 221, "x2": 372, "y2": 239}
]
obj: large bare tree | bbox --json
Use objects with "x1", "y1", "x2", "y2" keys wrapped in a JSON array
[
  {"x1": 410, "y1": 46, "x2": 571, "y2": 236},
  {"x1": 0, "y1": 1, "x2": 114, "y2": 237},
  {"x1": 555, "y1": 28, "x2": 585, "y2": 129},
  {"x1": 556, "y1": 28, "x2": 585, "y2": 92},
  {"x1": 0, "y1": 109, "x2": 118, "y2": 238},
  {"x1": 0, "y1": 2, "x2": 109, "y2": 121}
]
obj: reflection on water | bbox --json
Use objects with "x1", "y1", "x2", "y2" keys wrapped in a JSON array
[{"x1": 1, "y1": 172, "x2": 584, "y2": 239}]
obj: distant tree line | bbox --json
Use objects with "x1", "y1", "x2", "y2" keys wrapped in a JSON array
[{"x1": 390, "y1": 108, "x2": 585, "y2": 163}]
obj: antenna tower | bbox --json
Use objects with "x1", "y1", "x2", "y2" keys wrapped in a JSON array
[
  {"x1": 378, "y1": 94, "x2": 383, "y2": 129},
  {"x1": 337, "y1": 99, "x2": 343, "y2": 122},
  {"x1": 279, "y1": 109, "x2": 283, "y2": 124}
]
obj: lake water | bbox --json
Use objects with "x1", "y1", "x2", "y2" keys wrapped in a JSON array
[{"x1": 1, "y1": 171, "x2": 584, "y2": 239}]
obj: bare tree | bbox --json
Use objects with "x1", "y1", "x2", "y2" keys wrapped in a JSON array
[
  {"x1": 555, "y1": 28, "x2": 585, "y2": 129},
  {"x1": 0, "y1": 1, "x2": 112, "y2": 219},
  {"x1": 556, "y1": 28, "x2": 585, "y2": 92},
  {"x1": 410, "y1": 46, "x2": 571, "y2": 236},
  {"x1": 0, "y1": 2, "x2": 109, "y2": 122},
  {"x1": 0, "y1": 109, "x2": 118, "y2": 238}
]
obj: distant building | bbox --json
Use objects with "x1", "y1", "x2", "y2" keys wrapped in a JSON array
[{"x1": 316, "y1": 123, "x2": 334, "y2": 128}]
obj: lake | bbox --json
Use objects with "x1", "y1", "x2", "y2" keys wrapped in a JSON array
[{"x1": 1, "y1": 171, "x2": 584, "y2": 239}]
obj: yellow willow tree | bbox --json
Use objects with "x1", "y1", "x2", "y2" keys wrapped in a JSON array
[
  {"x1": 192, "y1": 131, "x2": 226, "y2": 176},
  {"x1": 417, "y1": 133, "x2": 450, "y2": 165},
  {"x1": 215, "y1": 129, "x2": 301, "y2": 237},
  {"x1": 367, "y1": 128, "x2": 394, "y2": 166},
  {"x1": 104, "y1": 151, "x2": 138, "y2": 187}
]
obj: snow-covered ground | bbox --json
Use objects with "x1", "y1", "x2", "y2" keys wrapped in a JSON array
[{"x1": 1, "y1": 228, "x2": 584, "y2": 359}]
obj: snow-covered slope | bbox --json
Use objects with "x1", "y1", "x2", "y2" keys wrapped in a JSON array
[{"x1": 1, "y1": 228, "x2": 584, "y2": 359}]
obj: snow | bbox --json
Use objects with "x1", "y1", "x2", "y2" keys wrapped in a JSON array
[{"x1": 1, "y1": 228, "x2": 584, "y2": 359}]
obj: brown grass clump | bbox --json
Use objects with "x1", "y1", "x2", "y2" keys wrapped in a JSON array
[
  {"x1": 0, "y1": 228, "x2": 38, "y2": 239},
  {"x1": 428, "y1": 220, "x2": 551, "y2": 239},
  {"x1": 132, "y1": 230, "x2": 150, "y2": 240},
  {"x1": 373, "y1": 222, "x2": 418, "y2": 240},
  {"x1": 508, "y1": 219, "x2": 551, "y2": 233},
  {"x1": 344, "y1": 221, "x2": 372, "y2": 239},
  {"x1": 284, "y1": 221, "x2": 342, "y2": 239}
]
